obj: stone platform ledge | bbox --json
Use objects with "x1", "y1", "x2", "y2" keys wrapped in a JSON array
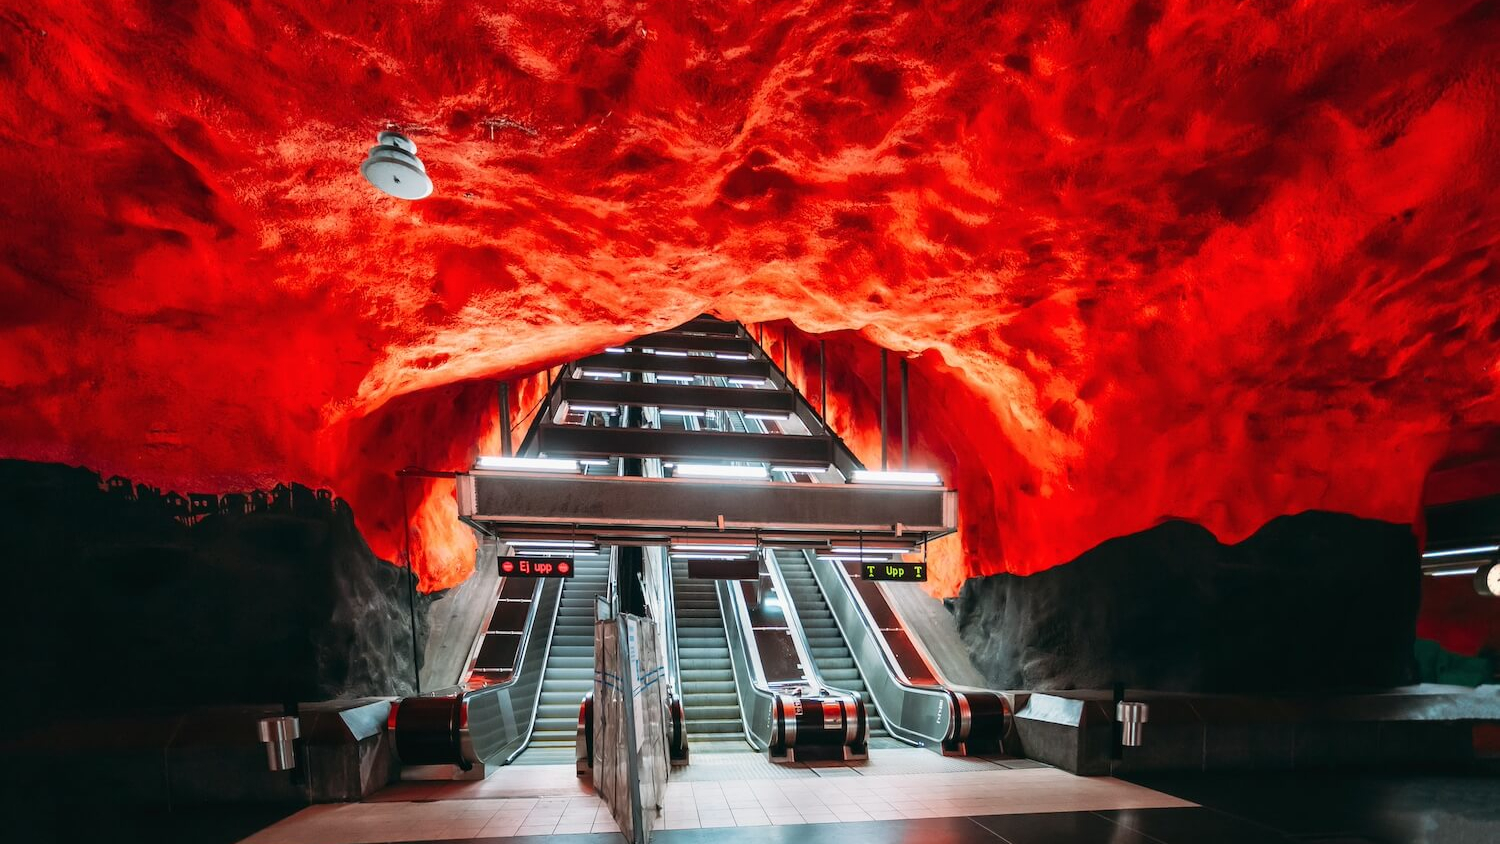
[
  {"x1": 1005, "y1": 684, "x2": 1500, "y2": 776},
  {"x1": 0, "y1": 699, "x2": 394, "y2": 805}
]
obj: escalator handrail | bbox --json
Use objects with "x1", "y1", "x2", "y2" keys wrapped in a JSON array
[
  {"x1": 461, "y1": 572, "x2": 565, "y2": 765},
  {"x1": 792, "y1": 548, "x2": 955, "y2": 746},
  {"x1": 760, "y1": 547, "x2": 829, "y2": 692},
  {"x1": 715, "y1": 577, "x2": 777, "y2": 751}
]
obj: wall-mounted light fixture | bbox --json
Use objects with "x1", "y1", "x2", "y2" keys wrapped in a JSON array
[{"x1": 361, "y1": 130, "x2": 433, "y2": 200}]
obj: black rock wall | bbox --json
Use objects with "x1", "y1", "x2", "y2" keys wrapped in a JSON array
[
  {"x1": 0, "y1": 461, "x2": 432, "y2": 722},
  {"x1": 956, "y1": 511, "x2": 1421, "y2": 692}
]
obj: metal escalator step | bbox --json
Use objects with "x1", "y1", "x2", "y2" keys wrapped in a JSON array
[
  {"x1": 686, "y1": 705, "x2": 741, "y2": 721},
  {"x1": 689, "y1": 718, "x2": 743, "y2": 732},
  {"x1": 685, "y1": 692, "x2": 738, "y2": 707}
]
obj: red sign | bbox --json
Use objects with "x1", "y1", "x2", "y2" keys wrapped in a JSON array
[{"x1": 498, "y1": 555, "x2": 575, "y2": 578}]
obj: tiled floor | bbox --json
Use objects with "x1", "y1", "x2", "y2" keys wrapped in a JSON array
[{"x1": 239, "y1": 754, "x2": 1192, "y2": 843}]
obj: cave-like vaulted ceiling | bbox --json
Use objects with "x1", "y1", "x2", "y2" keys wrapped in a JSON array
[{"x1": 2, "y1": 1, "x2": 1496, "y2": 593}]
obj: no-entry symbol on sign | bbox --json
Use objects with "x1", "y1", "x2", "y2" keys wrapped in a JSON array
[{"x1": 498, "y1": 556, "x2": 575, "y2": 578}]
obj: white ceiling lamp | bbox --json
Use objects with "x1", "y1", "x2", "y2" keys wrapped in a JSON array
[
  {"x1": 505, "y1": 540, "x2": 595, "y2": 548},
  {"x1": 476, "y1": 456, "x2": 580, "y2": 473},
  {"x1": 656, "y1": 374, "x2": 694, "y2": 383},
  {"x1": 727, "y1": 377, "x2": 766, "y2": 387},
  {"x1": 579, "y1": 369, "x2": 624, "y2": 379},
  {"x1": 745, "y1": 412, "x2": 792, "y2": 422},
  {"x1": 1421, "y1": 545, "x2": 1500, "y2": 559},
  {"x1": 568, "y1": 404, "x2": 619, "y2": 414},
  {"x1": 659, "y1": 409, "x2": 706, "y2": 418},
  {"x1": 850, "y1": 469, "x2": 942, "y2": 485},
  {"x1": 360, "y1": 130, "x2": 433, "y2": 200},
  {"x1": 771, "y1": 465, "x2": 829, "y2": 474},
  {"x1": 673, "y1": 464, "x2": 769, "y2": 480}
]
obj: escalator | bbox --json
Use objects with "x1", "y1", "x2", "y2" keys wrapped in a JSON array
[
  {"x1": 512, "y1": 552, "x2": 611, "y2": 764},
  {"x1": 670, "y1": 558, "x2": 746, "y2": 751},
  {"x1": 773, "y1": 550, "x2": 891, "y2": 742}
]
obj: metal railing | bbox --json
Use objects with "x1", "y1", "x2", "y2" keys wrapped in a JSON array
[
  {"x1": 788, "y1": 548, "x2": 955, "y2": 747},
  {"x1": 392, "y1": 572, "x2": 564, "y2": 768},
  {"x1": 716, "y1": 576, "x2": 778, "y2": 751}
]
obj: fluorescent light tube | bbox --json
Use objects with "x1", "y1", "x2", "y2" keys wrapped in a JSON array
[
  {"x1": 771, "y1": 465, "x2": 829, "y2": 474},
  {"x1": 671, "y1": 553, "x2": 754, "y2": 561},
  {"x1": 659, "y1": 409, "x2": 706, "y2": 417},
  {"x1": 506, "y1": 540, "x2": 595, "y2": 548},
  {"x1": 650, "y1": 349, "x2": 689, "y2": 357},
  {"x1": 476, "y1": 456, "x2": 580, "y2": 473},
  {"x1": 604, "y1": 347, "x2": 627, "y2": 353},
  {"x1": 745, "y1": 412, "x2": 791, "y2": 421},
  {"x1": 1422, "y1": 545, "x2": 1500, "y2": 559},
  {"x1": 578, "y1": 458, "x2": 610, "y2": 467},
  {"x1": 1428, "y1": 567, "x2": 1482, "y2": 577},
  {"x1": 727, "y1": 377, "x2": 765, "y2": 386},
  {"x1": 715, "y1": 353, "x2": 751, "y2": 360},
  {"x1": 579, "y1": 369, "x2": 624, "y2": 378},
  {"x1": 673, "y1": 544, "x2": 759, "y2": 552},
  {"x1": 569, "y1": 404, "x2": 619, "y2": 413},
  {"x1": 673, "y1": 464, "x2": 769, "y2": 480},
  {"x1": 830, "y1": 547, "x2": 912, "y2": 555},
  {"x1": 850, "y1": 470, "x2": 942, "y2": 485},
  {"x1": 656, "y1": 374, "x2": 694, "y2": 383},
  {"x1": 817, "y1": 555, "x2": 903, "y2": 563}
]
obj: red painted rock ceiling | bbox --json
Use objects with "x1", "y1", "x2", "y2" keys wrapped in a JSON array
[{"x1": 2, "y1": 1, "x2": 1497, "y2": 594}]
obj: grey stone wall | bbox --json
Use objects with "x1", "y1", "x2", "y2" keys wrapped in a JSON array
[
  {"x1": 956, "y1": 512, "x2": 1420, "y2": 692},
  {"x1": 0, "y1": 460, "x2": 433, "y2": 725}
]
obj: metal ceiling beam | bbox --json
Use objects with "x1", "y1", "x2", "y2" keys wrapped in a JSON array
[
  {"x1": 559, "y1": 379, "x2": 795, "y2": 413},
  {"x1": 575, "y1": 352, "x2": 770, "y2": 379},
  {"x1": 536, "y1": 424, "x2": 832, "y2": 464},
  {"x1": 630, "y1": 332, "x2": 753, "y2": 354},
  {"x1": 459, "y1": 472, "x2": 955, "y2": 542},
  {"x1": 675, "y1": 317, "x2": 740, "y2": 336}
]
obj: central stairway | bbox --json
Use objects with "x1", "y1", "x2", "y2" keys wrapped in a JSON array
[
  {"x1": 671, "y1": 559, "x2": 747, "y2": 751},
  {"x1": 773, "y1": 551, "x2": 890, "y2": 740},
  {"x1": 512, "y1": 553, "x2": 610, "y2": 764}
]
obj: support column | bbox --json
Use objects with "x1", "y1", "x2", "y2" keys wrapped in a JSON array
[
  {"x1": 498, "y1": 382, "x2": 513, "y2": 457},
  {"x1": 900, "y1": 357, "x2": 909, "y2": 471},
  {"x1": 819, "y1": 340, "x2": 827, "y2": 417},
  {"x1": 879, "y1": 349, "x2": 888, "y2": 471}
]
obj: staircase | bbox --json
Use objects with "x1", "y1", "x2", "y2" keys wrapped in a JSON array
[
  {"x1": 671, "y1": 559, "x2": 746, "y2": 750},
  {"x1": 773, "y1": 551, "x2": 889, "y2": 738},
  {"x1": 514, "y1": 553, "x2": 610, "y2": 764}
]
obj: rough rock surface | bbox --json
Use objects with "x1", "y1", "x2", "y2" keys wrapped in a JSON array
[
  {"x1": 956, "y1": 512, "x2": 1420, "y2": 691},
  {"x1": 0, "y1": 460, "x2": 430, "y2": 717},
  {"x1": 1, "y1": 2, "x2": 1496, "y2": 592}
]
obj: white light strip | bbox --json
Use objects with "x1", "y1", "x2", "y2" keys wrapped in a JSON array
[
  {"x1": 671, "y1": 553, "x2": 755, "y2": 561},
  {"x1": 568, "y1": 404, "x2": 620, "y2": 413},
  {"x1": 506, "y1": 540, "x2": 595, "y2": 548},
  {"x1": 673, "y1": 464, "x2": 769, "y2": 480},
  {"x1": 673, "y1": 544, "x2": 760, "y2": 552},
  {"x1": 650, "y1": 349, "x2": 689, "y2": 357},
  {"x1": 578, "y1": 458, "x2": 611, "y2": 467},
  {"x1": 745, "y1": 412, "x2": 792, "y2": 421},
  {"x1": 771, "y1": 465, "x2": 829, "y2": 474},
  {"x1": 830, "y1": 547, "x2": 913, "y2": 555},
  {"x1": 579, "y1": 369, "x2": 624, "y2": 378},
  {"x1": 1427, "y1": 567, "x2": 1481, "y2": 577},
  {"x1": 476, "y1": 456, "x2": 580, "y2": 473},
  {"x1": 604, "y1": 347, "x2": 628, "y2": 353},
  {"x1": 850, "y1": 469, "x2": 942, "y2": 485},
  {"x1": 817, "y1": 555, "x2": 902, "y2": 563},
  {"x1": 659, "y1": 409, "x2": 706, "y2": 417},
  {"x1": 727, "y1": 377, "x2": 765, "y2": 386},
  {"x1": 716, "y1": 353, "x2": 752, "y2": 360},
  {"x1": 1421, "y1": 544, "x2": 1500, "y2": 559},
  {"x1": 656, "y1": 374, "x2": 694, "y2": 383}
]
